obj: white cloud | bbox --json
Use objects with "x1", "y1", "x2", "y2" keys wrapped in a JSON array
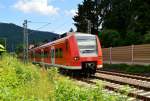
[
  {"x1": 65, "y1": 9, "x2": 77, "y2": 17},
  {"x1": 13, "y1": 0, "x2": 59, "y2": 15}
]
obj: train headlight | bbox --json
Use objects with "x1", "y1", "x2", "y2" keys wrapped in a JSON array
[{"x1": 74, "y1": 57, "x2": 80, "y2": 61}]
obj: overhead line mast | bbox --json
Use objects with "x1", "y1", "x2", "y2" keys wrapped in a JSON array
[
  {"x1": 23, "y1": 20, "x2": 51, "y2": 64},
  {"x1": 23, "y1": 20, "x2": 28, "y2": 64}
]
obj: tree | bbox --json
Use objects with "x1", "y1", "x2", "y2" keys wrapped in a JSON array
[
  {"x1": 69, "y1": 28, "x2": 74, "y2": 32},
  {"x1": 125, "y1": 31, "x2": 143, "y2": 45},
  {"x1": 0, "y1": 38, "x2": 5, "y2": 47},
  {"x1": 73, "y1": 0, "x2": 150, "y2": 47},
  {"x1": 73, "y1": 4, "x2": 87, "y2": 33},
  {"x1": 99, "y1": 0, "x2": 131, "y2": 37},
  {"x1": 15, "y1": 44, "x2": 23, "y2": 54},
  {"x1": 128, "y1": 0, "x2": 150, "y2": 35},
  {"x1": 101, "y1": 30, "x2": 121, "y2": 47},
  {"x1": 73, "y1": 0, "x2": 98, "y2": 34},
  {"x1": 143, "y1": 31, "x2": 150, "y2": 43}
]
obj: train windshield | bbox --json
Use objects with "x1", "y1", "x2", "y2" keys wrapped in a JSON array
[{"x1": 75, "y1": 34, "x2": 97, "y2": 57}]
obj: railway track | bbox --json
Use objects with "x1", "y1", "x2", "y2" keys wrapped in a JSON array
[
  {"x1": 73, "y1": 71, "x2": 150, "y2": 101},
  {"x1": 75, "y1": 79, "x2": 136, "y2": 100},
  {"x1": 94, "y1": 72, "x2": 150, "y2": 91},
  {"x1": 75, "y1": 76, "x2": 150, "y2": 101},
  {"x1": 96, "y1": 70, "x2": 150, "y2": 82}
]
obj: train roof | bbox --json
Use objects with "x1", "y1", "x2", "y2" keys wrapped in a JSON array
[
  {"x1": 75, "y1": 32, "x2": 96, "y2": 37},
  {"x1": 29, "y1": 32, "x2": 96, "y2": 51}
]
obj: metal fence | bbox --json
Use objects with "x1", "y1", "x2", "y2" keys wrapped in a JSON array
[{"x1": 102, "y1": 44, "x2": 150, "y2": 65}]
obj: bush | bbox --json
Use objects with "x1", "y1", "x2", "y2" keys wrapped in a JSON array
[
  {"x1": 0, "y1": 54, "x2": 129, "y2": 101},
  {"x1": 54, "y1": 76, "x2": 126, "y2": 101},
  {"x1": 101, "y1": 30, "x2": 121, "y2": 47},
  {"x1": 0, "y1": 53, "x2": 40, "y2": 100},
  {"x1": 143, "y1": 31, "x2": 150, "y2": 43},
  {"x1": 47, "y1": 69, "x2": 128, "y2": 101},
  {"x1": 125, "y1": 31, "x2": 143, "y2": 45},
  {"x1": 104, "y1": 63, "x2": 150, "y2": 74}
]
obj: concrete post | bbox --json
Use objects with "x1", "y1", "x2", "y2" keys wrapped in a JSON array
[
  {"x1": 131, "y1": 45, "x2": 134, "y2": 64},
  {"x1": 110, "y1": 47, "x2": 112, "y2": 64}
]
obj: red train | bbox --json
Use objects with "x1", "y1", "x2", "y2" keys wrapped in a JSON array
[{"x1": 29, "y1": 32, "x2": 103, "y2": 74}]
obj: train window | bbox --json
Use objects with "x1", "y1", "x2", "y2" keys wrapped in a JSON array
[
  {"x1": 33, "y1": 52, "x2": 35, "y2": 58},
  {"x1": 35, "y1": 53, "x2": 37, "y2": 58},
  {"x1": 46, "y1": 52, "x2": 48, "y2": 58},
  {"x1": 55, "y1": 49, "x2": 58, "y2": 58},
  {"x1": 49, "y1": 51, "x2": 51, "y2": 57},
  {"x1": 44, "y1": 51, "x2": 48, "y2": 58},
  {"x1": 35, "y1": 53, "x2": 36, "y2": 58},
  {"x1": 31, "y1": 52, "x2": 33, "y2": 58},
  {"x1": 43, "y1": 51, "x2": 45, "y2": 58},
  {"x1": 38, "y1": 52, "x2": 41, "y2": 58},
  {"x1": 35, "y1": 52, "x2": 41, "y2": 58},
  {"x1": 41, "y1": 51, "x2": 44, "y2": 58},
  {"x1": 75, "y1": 34, "x2": 97, "y2": 56},
  {"x1": 60, "y1": 48, "x2": 63, "y2": 58},
  {"x1": 53, "y1": 48, "x2": 63, "y2": 58},
  {"x1": 57, "y1": 48, "x2": 60, "y2": 58},
  {"x1": 35, "y1": 52, "x2": 37, "y2": 58}
]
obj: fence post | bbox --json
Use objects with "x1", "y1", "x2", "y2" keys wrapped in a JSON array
[
  {"x1": 131, "y1": 45, "x2": 134, "y2": 64},
  {"x1": 110, "y1": 47, "x2": 112, "y2": 64}
]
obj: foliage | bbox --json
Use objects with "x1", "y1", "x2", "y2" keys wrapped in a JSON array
[
  {"x1": 15, "y1": 44, "x2": 23, "y2": 54},
  {"x1": 73, "y1": 0, "x2": 98, "y2": 34},
  {"x1": 0, "y1": 54, "x2": 129, "y2": 101},
  {"x1": 104, "y1": 64, "x2": 150, "y2": 74},
  {"x1": 0, "y1": 53, "x2": 41, "y2": 100},
  {"x1": 73, "y1": 0, "x2": 150, "y2": 47},
  {"x1": 143, "y1": 31, "x2": 150, "y2": 43},
  {"x1": 53, "y1": 73, "x2": 127, "y2": 101},
  {"x1": 124, "y1": 31, "x2": 143, "y2": 45},
  {"x1": 69, "y1": 28, "x2": 74, "y2": 32},
  {"x1": 0, "y1": 38, "x2": 5, "y2": 47},
  {"x1": 100, "y1": 30, "x2": 121, "y2": 47}
]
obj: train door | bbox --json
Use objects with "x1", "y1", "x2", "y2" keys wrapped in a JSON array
[{"x1": 51, "y1": 47, "x2": 55, "y2": 65}]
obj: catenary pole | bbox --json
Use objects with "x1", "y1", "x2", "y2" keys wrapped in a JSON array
[{"x1": 23, "y1": 20, "x2": 28, "y2": 64}]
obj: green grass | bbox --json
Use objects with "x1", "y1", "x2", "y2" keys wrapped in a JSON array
[
  {"x1": 104, "y1": 64, "x2": 150, "y2": 74},
  {"x1": 0, "y1": 53, "x2": 129, "y2": 101}
]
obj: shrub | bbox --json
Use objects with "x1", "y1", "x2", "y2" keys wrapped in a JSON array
[
  {"x1": 104, "y1": 63, "x2": 150, "y2": 74},
  {"x1": 0, "y1": 53, "x2": 40, "y2": 100},
  {"x1": 0, "y1": 54, "x2": 129, "y2": 101},
  {"x1": 54, "y1": 77, "x2": 125, "y2": 101},
  {"x1": 101, "y1": 30, "x2": 121, "y2": 47},
  {"x1": 143, "y1": 31, "x2": 150, "y2": 43},
  {"x1": 125, "y1": 31, "x2": 143, "y2": 45}
]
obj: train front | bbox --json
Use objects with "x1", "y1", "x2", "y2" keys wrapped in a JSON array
[{"x1": 74, "y1": 33, "x2": 103, "y2": 74}]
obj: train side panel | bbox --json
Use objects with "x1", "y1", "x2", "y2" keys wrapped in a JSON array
[
  {"x1": 67, "y1": 35, "x2": 81, "y2": 68},
  {"x1": 29, "y1": 32, "x2": 103, "y2": 74}
]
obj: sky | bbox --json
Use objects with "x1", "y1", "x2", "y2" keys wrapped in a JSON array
[{"x1": 0, "y1": 0, "x2": 82, "y2": 34}]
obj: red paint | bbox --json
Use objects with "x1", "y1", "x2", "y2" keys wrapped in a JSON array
[{"x1": 29, "y1": 32, "x2": 103, "y2": 69}]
